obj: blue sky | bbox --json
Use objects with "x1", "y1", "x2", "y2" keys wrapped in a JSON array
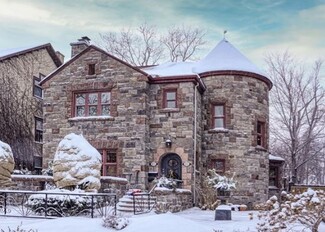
[{"x1": 0, "y1": 0, "x2": 324, "y2": 70}]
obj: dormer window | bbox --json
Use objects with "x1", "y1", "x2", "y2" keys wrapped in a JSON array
[
  {"x1": 163, "y1": 89, "x2": 177, "y2": 108},
  {"x1": 212, "y1": 104, "x2": 225, "y2": 128},
  {"x1": 88, "y1": 63, "x2": 96, "y2": 75}
]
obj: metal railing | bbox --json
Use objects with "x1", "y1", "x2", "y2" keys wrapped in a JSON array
[
  {"x1": 0, "y1": 190, "x2": 116, "y2": 219},
  {"x1": 132, "y1": 193, "x2": 156, "y2": 215}
]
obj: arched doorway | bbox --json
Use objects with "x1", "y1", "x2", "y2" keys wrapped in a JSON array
[{"x1": 161, "y1": 153, "x2": 182, "y2": 180}]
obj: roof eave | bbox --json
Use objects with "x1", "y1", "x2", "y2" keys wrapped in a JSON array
[{"x1": 41, "y1": 45, "x2": 153, "y2": 85}]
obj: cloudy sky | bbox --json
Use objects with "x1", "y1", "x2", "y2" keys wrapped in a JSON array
[{"x1": 0, "y1": 0, "x2": 324, "y2": 70}]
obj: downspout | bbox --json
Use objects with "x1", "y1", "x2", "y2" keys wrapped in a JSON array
[{"x1": 193, "y1": 73, "x2": 201, "y2": 206}]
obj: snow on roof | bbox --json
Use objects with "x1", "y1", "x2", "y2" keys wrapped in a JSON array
[
  {"x1": 269, "y1": 154, "x2": 285, "y2": 161},
  {"x1": 143, "y1": 61, "x2": 195, "y2": 77},
  {"x1": 141, "y1": 39, "x2": 267, "y2": 78}
]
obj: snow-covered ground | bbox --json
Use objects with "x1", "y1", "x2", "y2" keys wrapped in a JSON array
[{"x1": 1, "y1": 207, "x2": 324, "y2": 232}]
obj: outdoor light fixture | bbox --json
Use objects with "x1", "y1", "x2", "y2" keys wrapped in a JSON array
[{"x1": 165, "y1": 138, "x2": 172, "y2": 148}]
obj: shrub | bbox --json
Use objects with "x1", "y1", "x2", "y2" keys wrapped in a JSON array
[
  {"x1": 102, "y1": 208, "x2": 129, "y2": 230},
  {"x1": 25, "y1": 189, "x2": 94, "y2": 217},
  {"x1": 257, "y1": 188, "x2": 325, "y2": 232},
  {"x1": 0, "y1": 224, "x2": 37, "y2": 232}
]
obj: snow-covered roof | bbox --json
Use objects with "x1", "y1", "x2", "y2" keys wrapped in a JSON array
[
  {"x1": 269, "y1": 154, "x2": 285, "y2": 161},
  {"x1": 142, "y1": 39, "x2": 268, "y2": 82},
  {"x1": 143, "y1": 61, "x2": 196, "y2": 77},
  {"x1": 193, "y1": 39, "x2": 266, "y2": 76}
]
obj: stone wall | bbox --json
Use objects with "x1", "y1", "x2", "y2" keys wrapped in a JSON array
[
  {"x1": 154, "y1": 187, "x2": 193, "y2": 213},
  {"x1": 42, "y1": 47, "x2": 150, "y2": 189},
  {"x1": 0, "y1": 48, "x2": 59, "y2": 169},
  {"x1": 11, "y1": 175, "x2": 128, "y2": 198},
  {"x1": 148, "y1": 82, "x2": 200, "y2": 190},
  {"x1": 201, "y1": 74, "x2": 270, "y2": 206}
]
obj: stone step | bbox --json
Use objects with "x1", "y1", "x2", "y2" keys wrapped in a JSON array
[{"x1": 117, "y1": 194, "x2": 156, "y2": 213}]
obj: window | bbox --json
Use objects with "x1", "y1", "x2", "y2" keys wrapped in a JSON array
[
  {"x1": 99, "y1": 149, "x2": 117, "y2": 176},
  {"x1": 74, "y1": 92, "x2": 110, "y2": 117},
  {"x1": 211, "y1": 159, "x2": 225, "y2": 174},
  {"x1": 257, "y1": 121, "x2": 265, "y2": 147},
  {"x1": 88, "y1": 64, "x2": 96, "y2": 75},
  {"x1": 35, "y1": 117, "x2": 43, "y2": 142},
  {"x1": 212, "y1": 104, "x2": 225, "y2": 128},
  {"x1": 269, "y1": 166, "x2": 279, "y2": 187},
  {"x1": 163, "y1": 89, "x2": 177, "y2": 108},
  {"x1": 33, "y1": 76, "x2": 43, "y2": 98}
]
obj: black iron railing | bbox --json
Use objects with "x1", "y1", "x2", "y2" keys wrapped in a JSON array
[
  {"x1": 0, "y1": 190, "x2": 116, "y2": 219},
  {"x1": 132, "y1": 193, "x2": 156, "y2": 215}
]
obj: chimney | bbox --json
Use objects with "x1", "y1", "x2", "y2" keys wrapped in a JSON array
[
  {"x1": 55, "y1": 51, "x2": 65, "y2": 64},
  {"x1": 70, "y1": 36, "x2": 90, "y2": 58}
]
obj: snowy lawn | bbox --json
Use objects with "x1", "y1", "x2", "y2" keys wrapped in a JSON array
[{"x1": 0, "y1": 207, "x2": 324, "y2": 232}]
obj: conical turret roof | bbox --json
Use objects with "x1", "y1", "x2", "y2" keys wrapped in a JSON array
[
  {"x1": 142, "y1": 39, "x2": 271, "y2": 88},
  {"x1": 193, "y1": 39, "x2": 265, "y2": 76}
]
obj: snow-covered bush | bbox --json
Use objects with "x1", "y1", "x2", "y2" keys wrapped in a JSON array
[
  {"x1": 25, "y1": 189, "x2": 94, "y2": 217},
  {"x1": 198, "y1": 169, "x2": 236, "y2": 210},
  {"x1": 53, "y1": 133, "x2": 102, "y2": 192},
  {"x1": 155, "y1": 176, "x2": 177, "y2": 189},
  {"x1": 102, "y1": 208, "x2": 129, "y2": 230},
  {"x1": 257, "y1": 188, "x2": 325, "y2": 232},
  {"x1": 207, "y1": 169, "x2": 236, "y2": 192},
  {"x1": 0, "y1": 140, "x2": 15, "y2": 186}
]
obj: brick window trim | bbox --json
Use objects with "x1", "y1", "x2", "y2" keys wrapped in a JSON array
[
  {"x1": 71, "y1": 90, "x2": 111, "y2": 117},
  {"x1": 98, "y1": 149, "x2": 118, "y2": 177},
  {"x1": 256, "y1": 119, "x2": 266, "y2": 148},
  {"x1": 163, "y1": 89, "x2": 178, "y2": 109},
  {"x1": 209, "y1": 158, "x2": 226, "y2": 174},
  {"x1": 85, "y1": 62, "x2": 99, "y2": 77},
  {"x1": 211, "y1": 103, "x2": 226, "y2": 129}
]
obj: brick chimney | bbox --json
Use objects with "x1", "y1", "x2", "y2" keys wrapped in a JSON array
[{"x1": 70, "y1": 36, "x2": 90, "y2": 58}]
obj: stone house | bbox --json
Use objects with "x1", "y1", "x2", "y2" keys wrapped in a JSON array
[
  {"x1": 41, "y1": 37, "x2": 279, "y2": 206},
  {"x1": 0, "y1": 44, "x2": 63, "y2": 172}
]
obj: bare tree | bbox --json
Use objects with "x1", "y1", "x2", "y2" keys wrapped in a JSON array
[
  {"x1": 267, "y1": 52, "x2": 325, "y2": 184},
  {"x1": 99, "y1": 23, "x2": 164, "y2": 66},
  {"x1": 0, "y1": 52, "x2": 43, "y2": 170},
  {"x1": 99, "y1": 23, "x2": 206, "y2": 65},
  {"x1": 162, "y1": 26, "x2": 206, "y2": 62}
]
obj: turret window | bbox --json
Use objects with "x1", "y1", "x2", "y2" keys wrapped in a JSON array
[
  {"x1": 212, "y1": 104, "x2": 225, "y2": 128},
  {"x1": 257, "y1": 121, "x2": 266, "y2": 147}
]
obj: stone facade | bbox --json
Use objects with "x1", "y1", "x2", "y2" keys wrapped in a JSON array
[
  {"x1": 201, "y1": 75, "x2": 269, "y2": 205},
  {"x1": 0, "y1": 44, "x2": 62, "y2": 170},
  {"x1": 41, "y1": 38, "x2": 272, "y2": 207}
]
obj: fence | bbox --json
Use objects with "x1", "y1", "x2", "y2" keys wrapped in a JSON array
[
  {"x1": 0, "y1": 190, "x2": 116, "y2": 219},
  {"x1": 132, "y1": 193, "x2": 156, "y2": 215}
]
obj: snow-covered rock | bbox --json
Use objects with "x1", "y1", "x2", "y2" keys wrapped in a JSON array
[
  {"x1": 0, "y1": 140, "x2": 15, "y2": 187},
  {"x1": 53, "y1": 133, "x2": 102, "y2": 192}
]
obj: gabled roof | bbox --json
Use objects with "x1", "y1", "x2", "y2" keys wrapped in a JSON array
[
  {"x1": 0, "y1": 43, "x2": 62, "y2": 67},
  {"x1": 40, "y1": 45, "x2": 151, "y2": 85},
  {"x1": 142, "y1": 39, "x2": 272, "y2": 89}
]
